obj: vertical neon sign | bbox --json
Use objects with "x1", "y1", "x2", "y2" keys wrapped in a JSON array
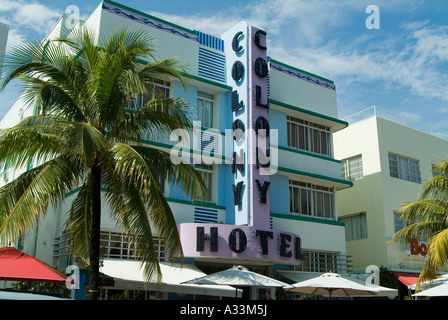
[{"x1": 224, "y1": 23, "x2": 271, "y2": 229}]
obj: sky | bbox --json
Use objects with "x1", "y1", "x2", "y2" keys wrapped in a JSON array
[{"x1": 0, "y1": 0, "x2": 447, "y2": 137}]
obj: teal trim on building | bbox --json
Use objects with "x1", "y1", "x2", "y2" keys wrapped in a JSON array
[
  {"x1": 269, "y1": 98, "x2": 348, "y2": 131},
  {"x1": 102, "y1": 0, "x2": 197, "y2": 36},
  {"x1": 277, "y1": 145, "x2": 342, "y2": 164},
  {"x1": 269, "y1": 58, "x2": 336, "y2": 91},
  {"x1": 271, "y1": 212, "x2": 345, "y2": 227},
  {"x1": 277, "y1": 166, "x2": 353, "y2": 188},
  {"x1": 269, "y1": 58, "x2": 334, "y2": 84}
]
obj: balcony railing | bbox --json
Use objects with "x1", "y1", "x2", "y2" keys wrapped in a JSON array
[
  {"x1": 53, "y1": 231, "x2": 167, "y2": 270},
  {"x1": 343, "y1": 106, "x2": 448, "y2": 140},
  {"x1": 294, "y1": 250, "x2": 351, "y2": 274}
]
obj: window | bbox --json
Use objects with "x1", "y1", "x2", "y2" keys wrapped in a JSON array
[
  {"x1": 393, "y1": 210, "x2": 407, "y2": 234},
  {"x1": 197, "y1": 92, "x2": 214, "y2": 128},
  {"x1": 195, "y1": 164, "x2": 213, "y2": 202},
  {"x1": 156, "y1": 171, "x2": 166, "y2": 195},
  {"x1": 388, "y1": 153, "x2": 421, "y2": 183},
  {"x1": 298, "y1": 250, "x2": 346, "y2": 274},
  {"x1": 393, "y1": 210, "x2": 425, "y2": 241},
  {"x1": 289, "y1": 180, "x2": 334, "y2": 219},
  {"x1": 99, "y1": 231, "x2": 166, "y2": 261},
  {"x1": 432, "y1": 164, "x2": 447, "y2": 177},
  {"x1": 128, "y1": 79, "x2": 170, "y2": 110},
  {"x1": 287, "y1": 116, "x2": 331, "y2": 156},
  {"x1": 341, "y1": 155, "x2": 363, "y2": 181},
  {"x1": 153, "y1": 79, "x2": 170, "y2": 99},
  {"x1": 339, "y1": 212, "x2": 367, "y2": 241},
  {"x1": 54, "y1": 231, "x2": 167, "y2": 269}
]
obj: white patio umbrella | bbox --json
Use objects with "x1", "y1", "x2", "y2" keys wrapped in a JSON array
[
  {"x1": 413, "y1": 281, "x2": 448, "y2": 298},
  {"x1": 409, "y1": 274, "x2": 448, "y2": 291},
  {"x1": 285, "y1": 272, "x2": 379, "y2": 299},
  {"x1": 182, "y1": 265, "x2": 288, "y2": 298}
]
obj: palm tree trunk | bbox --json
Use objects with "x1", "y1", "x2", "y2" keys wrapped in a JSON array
[{"x1": 88, "y1": 159, "x2": 102, "y2": 300}]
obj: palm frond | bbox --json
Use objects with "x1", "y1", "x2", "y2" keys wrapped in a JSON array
[
  {"x1": 0, "y1": 28, "x2": 200, "y2": 297},
  {"x1": 1, "y1": 37, "x2": 87, "y2": 121},
  {"x1": 64, "y1": 181, "x2": 92, "y2": 265},
  {"x1": 107, "y1": 143, "x2": 188, "y2": 257},
  {"x1": 133, "y1": 144, "x2": 208, "y2": 201},
  {"x1": 52, "y1": 120, "x2": 109, "y2": 166},
  {"x1": 427, "y1": 229, "x2": 448, "y2": 270},
  {"x1": 140, "y1": 57, "x2": 190, "y2": 89},
  {"x1": 0, "y1": 156, "x2": 83, "y2": 244},
  {"x1": 391, "y1": 160, "x2": 448, "y2": 288},
  {"x1": 0, "y1": 115, "x2": 64, "y2": 168},
  {"x1": 111, "y1": 96, "x2": 193, "y2": 143},
  {"x1": 390, "y1": 199, "x2": 448, "y2": 244},
  {"x1": 102, "y1": 174, "x2": 163, "y2": 282},
  {"x1": 420, "y1": 175, "x2": 448, "y2": 202}
]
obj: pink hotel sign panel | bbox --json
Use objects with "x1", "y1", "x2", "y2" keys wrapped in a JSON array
[{"x1": 178, "y1": 22, "x2": 301, "y2": 264}]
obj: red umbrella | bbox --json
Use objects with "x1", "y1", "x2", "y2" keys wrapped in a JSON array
[{"x1": 0, "y1": 247, "x2": 67, "y2": 283}]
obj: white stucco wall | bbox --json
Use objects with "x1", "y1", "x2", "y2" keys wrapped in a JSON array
[{"x1": 334, "y1": 115, "x2": 448, "y2": 271}]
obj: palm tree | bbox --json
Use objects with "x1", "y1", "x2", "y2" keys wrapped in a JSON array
[
  {"x1": 390, "y1": 160, "x2": 448, "y2": 289},
  {"x1": 0, "y1": 28, "x2": 207, "y2": 300}
]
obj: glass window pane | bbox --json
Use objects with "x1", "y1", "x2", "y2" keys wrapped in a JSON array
[
  {"x1": 198, "y1": 93, "x2": 213, "y2": 128},
  {"x1": 293, "y1": 187, "x2": 299, "y2": 214},
  {"x1": 290, "y1": 122, "x2": 297, "y2": 148},
  {"x1": 289, "y1": 186, "x2": 294, "y2": 213},
  {"x1": 314, "y1": 191, "x2": 323, "y2": 217},
  {"x1": 389, "y1": 153, "x2": 421, "y2": 183},
  {"x1": 298, "y1": 124, "x2": 307, "y2": 150},
  {"x1": 321, "y1": 132, "x2": 328, "y2": 155},
  {"x1": 300, "y1": 189, "x2": 309, "y2": 215},
  {"x1": 312, "y1": 129, "x2": 320, "y2": 154},
  {"x1": 340, "y1": 212, "x2": 367, "y2": 241},
  {"x1": 323, "y1": 193, "x2": 332, "y2": 218}
]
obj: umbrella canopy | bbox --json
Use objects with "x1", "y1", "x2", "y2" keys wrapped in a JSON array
[
  {"x1": 413, "y1": 281, "x2": 448, "y2": 297},
  {"x1": 0, "y1": 247, "x2": 67, "y2": 283},
  {"x1": 285, "y1": 272, "x2": 379, "y2": 299},
  {"x1": 100, "y1": 259, "x2": 242, "y2": 298},
  {"x1": 278, "y1": 270, "x2": 397, "y2": 298},
  {"x1": 182, "y1": 265, "x2": 288, "y2": 298},
  {"x1": 408, "y1": 274, "x2": 448, "y2": 291}
]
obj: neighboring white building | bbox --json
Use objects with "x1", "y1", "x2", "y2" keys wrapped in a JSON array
[
  {"x1": 0, "y1": 22, "x2": 8, "y2": 80},
  {"x1": 334, "y1": 106, "x2": 448, "y2": 291}
]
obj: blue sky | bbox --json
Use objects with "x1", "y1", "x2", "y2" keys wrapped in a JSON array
[{"x1": 0, "y1": 0, "x2": 447, "y2": 137}]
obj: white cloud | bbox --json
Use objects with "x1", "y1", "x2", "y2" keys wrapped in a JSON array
[
  {"x1": 13, "y1": 2, "x2": 61, "y2": 33},
  {"x1": 0, "y1": 0, "x2": 61, "y2": 46},
  {"x1": 146, "y1": 0, "x2": 447, "y2": 107},
  {"x1": 0, "y1": 0, "x2": 445, "y2": 126},
  {"x1": 0, "y1": 0, "x2": 21, "y2": 11},
  {"x1": 147, "y1": 11, "x2": 240, "y2": 37},
  {"x1": 269, "y1": 23, "x2": 448, "y2": 103}
]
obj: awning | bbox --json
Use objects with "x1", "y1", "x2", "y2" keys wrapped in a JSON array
[
  {"x1": 278, "y1": 270, "x2": 398, "y2": 298},
  {"x1": 0, "y1": 247, "x2": 67, "y2": 283},
  {"x1": 100, "y1": 259, "x2": 242, "y2": 298},
  {"x1": 392, "y1": 272, "x2": 420, "y2": 288}
]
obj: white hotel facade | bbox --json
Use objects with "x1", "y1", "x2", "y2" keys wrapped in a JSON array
[{"x1": 0, "y1": 1, "x2": 354, "y2": 300}]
